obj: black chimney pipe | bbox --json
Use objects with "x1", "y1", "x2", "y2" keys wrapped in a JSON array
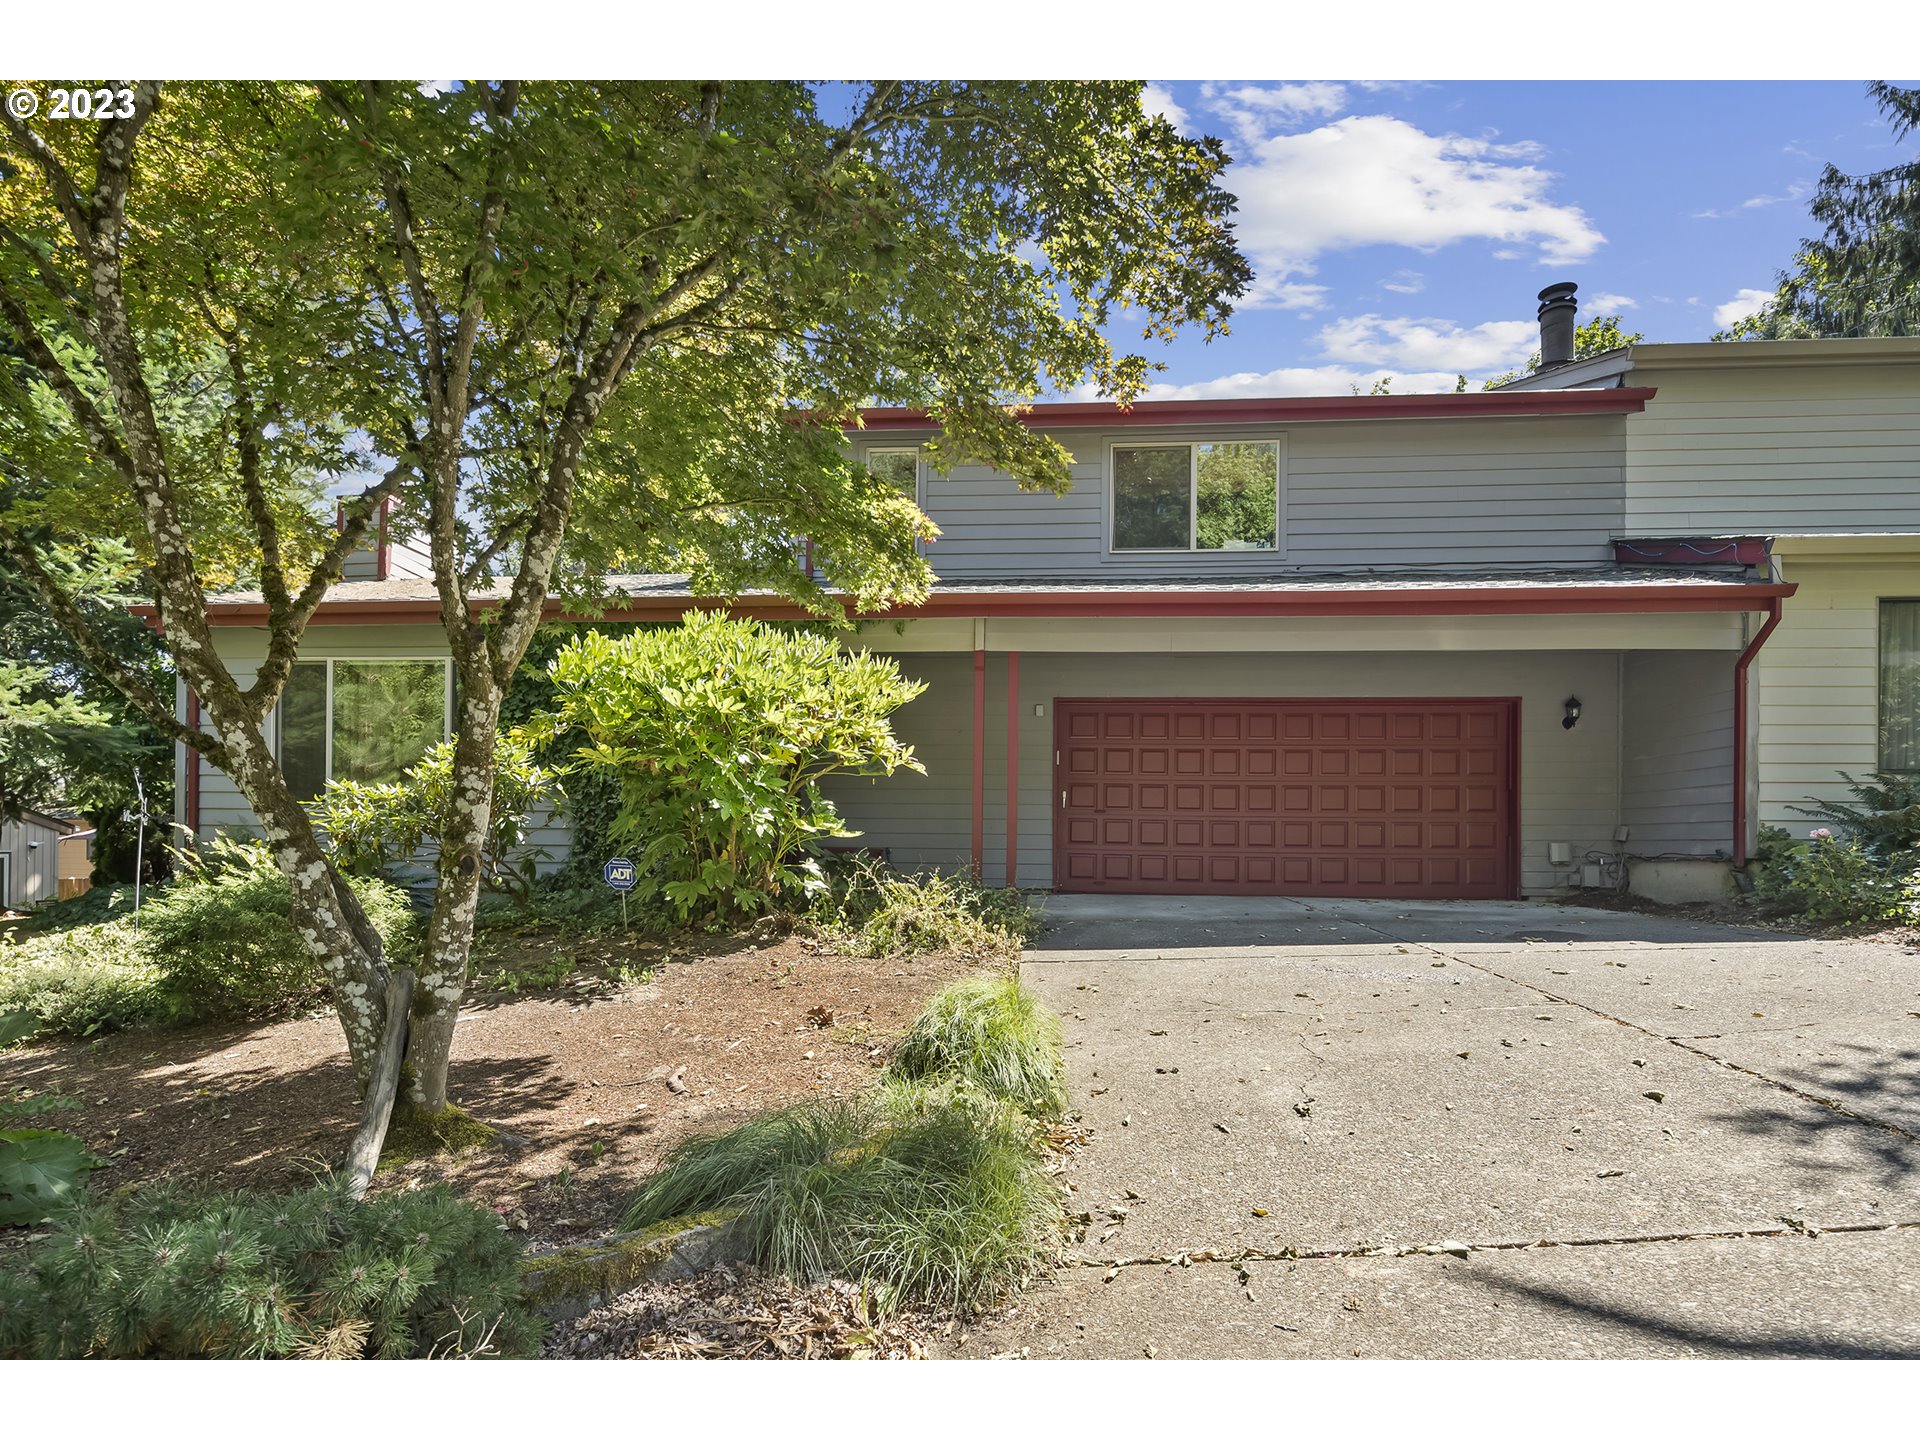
[{"x1": 1537, "y1": 282, "x2": 1578, "y2": 367}]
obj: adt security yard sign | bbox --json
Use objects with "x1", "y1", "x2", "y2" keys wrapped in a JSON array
[{"x1": 604, "y1": 857, "x2": 637, "y2": 924}]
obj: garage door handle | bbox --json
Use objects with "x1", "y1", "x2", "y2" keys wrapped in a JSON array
[{"x1": 1060, "y1": 789, "x2": 1066, "y2": 810}]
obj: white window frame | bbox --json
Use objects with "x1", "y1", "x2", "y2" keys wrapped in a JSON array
[
  {"x1": 274, "y1": 657, "x2": 455, "y2": 788},
  {"x1": 863, "y1": 444, "x2": 928, "y2": 555},
  {"x1": 1106, "y1": 435, "x2": 1287, "y2": 556},
  {"x1": 1880, "y1": 597, "x2": 1920, "y2": 773}
]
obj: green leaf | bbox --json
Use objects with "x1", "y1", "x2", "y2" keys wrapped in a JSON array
[{"x1": 0, "y1": 1127, "x2": 97, "y2": 1225}]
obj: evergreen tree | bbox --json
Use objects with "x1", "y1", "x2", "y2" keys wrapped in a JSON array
[{"x1": 1717, "y1": 82, "x2": 1919, "y2": 340}]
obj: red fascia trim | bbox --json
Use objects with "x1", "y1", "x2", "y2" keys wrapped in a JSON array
[
  {"x1": 1731, "y1": 597, "x2": 1786, "y2": 868},
  {"x1": 197, "y1": 580, "x2": 1798, "y2": 628},
  {"x1": 854, "y1": 389, "x2": 1655, "y2": 431},
  {"x1": 1005, "y1": 651, "x2": 1020, "y2": 889},
  {"x1": 971, "y1": 649, "x2": 986, "y2": 875}
]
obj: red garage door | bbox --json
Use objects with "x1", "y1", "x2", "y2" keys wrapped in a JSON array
[{"x1": 1053, "y1": 698, "x2": 1517, "y2": 899}]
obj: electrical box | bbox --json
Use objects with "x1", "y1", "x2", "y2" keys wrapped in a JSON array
[
  {"x1": 1579, "y1": 863, "x2": 1611, "y2": 889},
  {"x1": 1548, "y1": 842, "x2": 1573, "y2": 866}
]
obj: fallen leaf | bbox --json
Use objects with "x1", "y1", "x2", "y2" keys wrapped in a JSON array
[{"x1": 1642, "y1": 1091, "x2": 1666, "y2": 1103}]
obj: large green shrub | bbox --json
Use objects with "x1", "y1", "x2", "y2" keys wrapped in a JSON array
[
  {"x1": 141, "y1": 839, "x2": 421, "y2": 1021},
  {"x1": 0, "y1": 1179, "x2": 540, "y2": 1358},
  {"x1": 307, "y1": 734, "x2": 561, "y2": 905},
  {"x1": 527, "y1": 612, "x2": 927, "y2": 919}
]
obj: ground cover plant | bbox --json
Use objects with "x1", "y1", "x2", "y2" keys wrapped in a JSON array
[
  {"x1": 0, "y1": 838, "x2": 419, "y2": 1046},
  {"x1": 0, "y1": 1178, "x2": 540, "y2": 1358},
  {"x1": 620, "y1": 971, "x2": 1066, "y2": 1315}
]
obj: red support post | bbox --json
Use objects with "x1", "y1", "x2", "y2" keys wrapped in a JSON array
[
  {"x1": 185, "y1": 689, "x2": 201, "y2": 839},
  {"x1": 1732, "y1": 597, "x2": 1785, "y2": 868},
  {"x1": 971, "y1": 649, "x2": 986, "y2": 875},
  {"x1": 1005, "y1": 652, "x2": 1020, "y2": 888}
]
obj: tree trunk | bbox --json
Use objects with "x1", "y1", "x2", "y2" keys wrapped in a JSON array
[
  {"x1": 214, "y1": 711, "x2": 392, "y2": 1093},
  {"x1": 405, "y1": 672, "x2": 503, "y2": 1111}
]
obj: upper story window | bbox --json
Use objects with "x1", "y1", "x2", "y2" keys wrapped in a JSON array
[
  {"x1": 1881, "y1": 599, "x2": 1919, "y2": 772},
  {"x1": 866, "y1": 447, "x2": 921, "y2": 503},
  {"x1": 277, "y1": 659, "x2": 453, "y2": 801},
  {"x1": 1111, "y1": 440, "x2": 1280, "y2": 552}
]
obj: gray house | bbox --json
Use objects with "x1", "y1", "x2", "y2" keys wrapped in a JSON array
[
  {"x1": 1, "y1": 809, "x2": 86, "y2": 910},
  {"x1": 171, "y1": 296, "x2": 1920, "y2": 906}
]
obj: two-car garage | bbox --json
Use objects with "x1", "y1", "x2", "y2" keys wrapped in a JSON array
[{"x1": 1052, "y1": 698, "x2": 1518, "y2": 900}]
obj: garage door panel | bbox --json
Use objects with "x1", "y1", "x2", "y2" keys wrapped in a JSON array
[{"x1": 1056, "y1": 698, "x2": 1515, "y2": 899}]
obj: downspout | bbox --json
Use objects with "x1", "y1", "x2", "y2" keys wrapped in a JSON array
[
  {"x1": 185, "y1": 689, "x2": 202, "y2": 843},
  {"x1": 971, "y1": 622, "x2": 986, "y2": 876},
  {"x1": 1731, "y1": 596, "x2": 1785, "y2": 868}
]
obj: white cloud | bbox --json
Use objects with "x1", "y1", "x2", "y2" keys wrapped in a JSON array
[
  {"x1": 1585, "y1": 291, "x2": 1638, "y2": 312},
  {"x1": 1222, "y1": 115, "x2": 1604, "y2": 307},
  {"x1": 1091, "y1": 366, "x2": 1470, "y2": 400},
  {"x1": 1203, "y1": 81, "x2": 1349, "y2": 147},
  {"x1": 1316, "y1": 314, "x2": 1539, "y2": 374},
  {"x1": 1714, "y1": 288, "x2": 1775, "y2": 328},
  {"x1": 1693, "y1": 181, "x2": 1811, "y2": 219},
  {"x1": 1240, "y1": 276, "x2": 1331, "y2": 310},
  {"x1": 1141, "y1": 83, "x2": 1188, "y2": 132},
  {"x1": 1380, "y1": 269, "x2": 1425, "y2": 294}
]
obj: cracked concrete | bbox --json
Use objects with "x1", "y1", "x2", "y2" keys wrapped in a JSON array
[{"x1": 961, "y1": 895, "x2": 1920, "y2": 1359}]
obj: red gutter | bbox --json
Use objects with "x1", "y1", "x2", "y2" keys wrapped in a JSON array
[
  {"x1": 1005, "y1": 652, "x2": 1020, "y2": 888},
  {"x1": 854, "y1": 388, "x2": 1655, "y2": 430},
  {"x1": 188, "y1": 580, "x2": 1798, "y2": 629},
  {"x1": 185, "y1": 689, "x2": 201, "y2": 840},
  {"x1": 1732, "y1": 596, "x2": 1786, "y2": 869},
  {"x1": 970, "y1": 649, "x2": 986, "y2": 876}
]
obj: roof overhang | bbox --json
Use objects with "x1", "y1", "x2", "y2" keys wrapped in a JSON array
[
  {"x1": 853, "y1": 388, "x2": 1655, "y2": 431},
  {"x1": 192, "y1": 578, "x2": 1795, "y2": 628}
]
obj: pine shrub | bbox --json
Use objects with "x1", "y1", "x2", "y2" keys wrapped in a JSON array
[{"x1": 0, "y1": 1180, "x2": 540, "y2": 1358}]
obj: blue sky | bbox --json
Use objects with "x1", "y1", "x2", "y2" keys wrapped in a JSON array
[{"x1": 1111, "y1": 80, "x2": 1905, "y2": 396}]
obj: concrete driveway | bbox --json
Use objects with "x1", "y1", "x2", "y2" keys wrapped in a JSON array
[{"x1": 967, "y1": 896, "x2": 1920, "y2": 1359}]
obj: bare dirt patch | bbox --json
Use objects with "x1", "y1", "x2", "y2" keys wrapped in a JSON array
[{"x1": 0, "y1": 930, "x2": 977, "y2": 1247}]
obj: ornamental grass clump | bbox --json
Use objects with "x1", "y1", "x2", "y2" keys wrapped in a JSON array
[
  {"x1": 621, "y1": 1082, "x2": 1059, "y2": 1315},
  {"x1": 0, "y1": 1179, "x2": 540, "y2": 1359},
  {"x1": 620, "y1": 973, "x2": 1069, "y2": 1315},
  {"x1": 887, "y1": 973, "x2": 1067, "y2": 1117}
]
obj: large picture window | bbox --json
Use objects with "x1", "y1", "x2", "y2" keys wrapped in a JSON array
[
  {"x1": 276, "y1": 659, "x2": 452, "y2": 800},
  {"x1": 1111, "y1": 441, "x2": 1280, "y2": 552},
  {"x1": 1881, "y1": 599, "x2": 1920, "y2": 771}
]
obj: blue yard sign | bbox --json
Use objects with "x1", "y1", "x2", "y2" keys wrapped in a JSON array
[{"x1": 604, "y1": 856, "x2": 637, "y2": 926}]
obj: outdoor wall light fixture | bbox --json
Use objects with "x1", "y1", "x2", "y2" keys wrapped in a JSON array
[{"x1": 1562, "y1": 695, "x2": 1583, "y2": 731}]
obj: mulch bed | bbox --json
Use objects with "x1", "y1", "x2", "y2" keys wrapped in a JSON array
[
  {"x1": 545, "y1": 1263, "x2": 939, "y2": 1359},
  {"x1": 0, "y1": 928, "x2": 976, "y2": 1248},
  {"x1": 1554, "y1": 891, "x2": 1920, "y2": 947}
]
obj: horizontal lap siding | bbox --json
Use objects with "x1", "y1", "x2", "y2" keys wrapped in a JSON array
[
  {"x1": 1758, "y1": 559, "x2": 1920, "y2": 835},
  {"x1": 916, "y1": 416, "x2": 1625, "y2": 577},
  {"x1": 1621, "y1": 652, "x2": 1734, "y2": 854},
  {"x1": 1625, "y1": 365, "x2": 1920, "y2": 534},
  {"x1": 824, "y1": 651, "x2": 1626, "y2": 896}
]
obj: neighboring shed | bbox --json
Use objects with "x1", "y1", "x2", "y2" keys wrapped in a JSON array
[{"x1": 1, "y1": 809, "x2": 74, "y2": 910}]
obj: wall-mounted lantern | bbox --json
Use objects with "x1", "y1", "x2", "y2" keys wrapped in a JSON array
[{"x1": 1562, "y1": 695, "x2": 1583, "y2": 731}]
